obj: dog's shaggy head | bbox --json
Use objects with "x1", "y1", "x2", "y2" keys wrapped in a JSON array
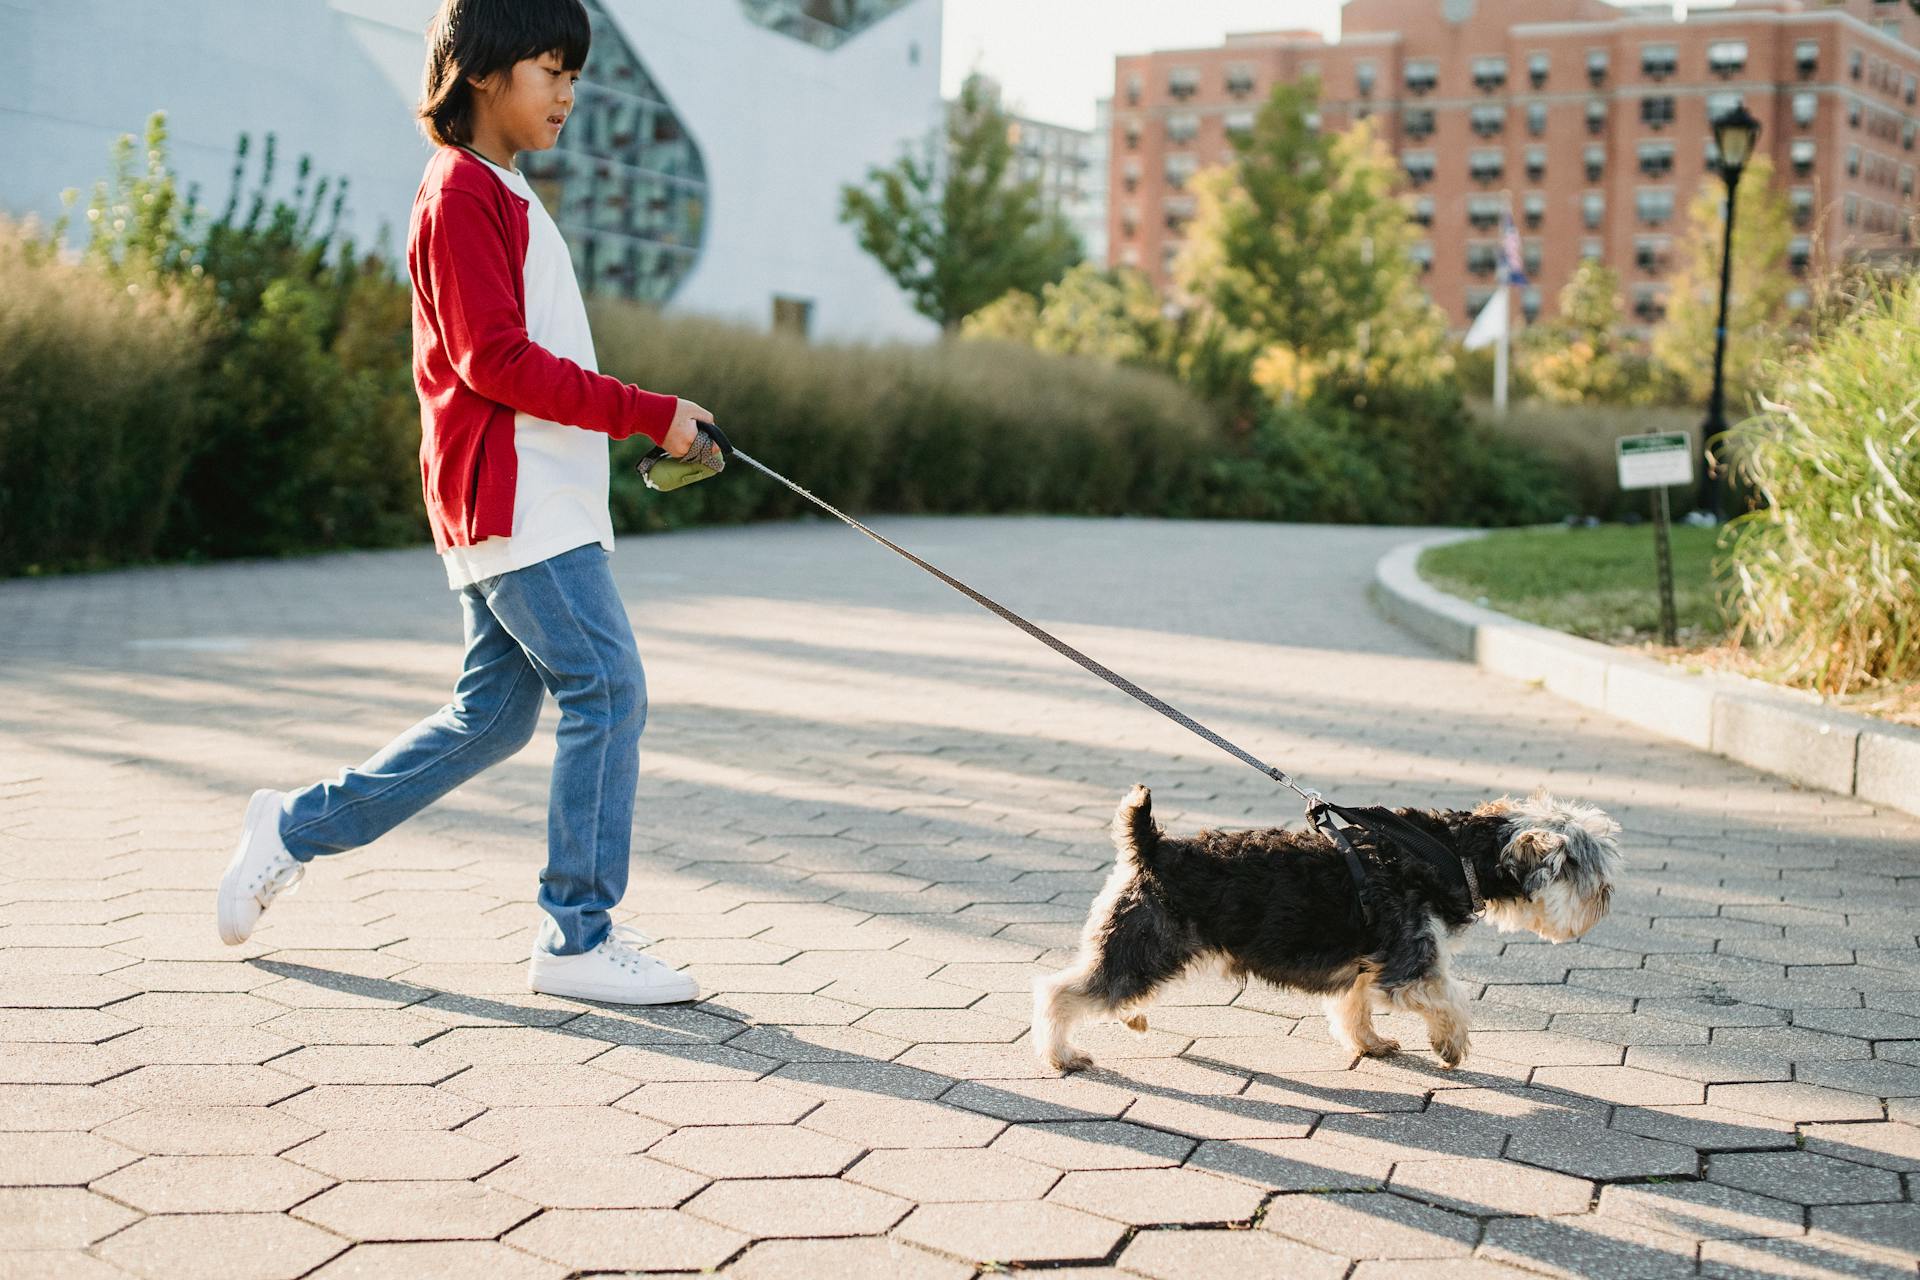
[{"x1": 1475, "y1": 791, "x2": 1622, "y2": 943}]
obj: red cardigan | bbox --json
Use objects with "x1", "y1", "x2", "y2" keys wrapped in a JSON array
[{"x1": 405, "y1": 145, "x2": 678, "y2": 553}]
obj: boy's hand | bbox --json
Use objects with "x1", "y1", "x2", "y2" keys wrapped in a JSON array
[{"x1": 663, "y1": 398, "x2": 714, "y2": 458}]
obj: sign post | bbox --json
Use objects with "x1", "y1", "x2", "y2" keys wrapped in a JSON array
[{"x1": 1616, "y1": 432, "x2": 1695, "y2": 646}]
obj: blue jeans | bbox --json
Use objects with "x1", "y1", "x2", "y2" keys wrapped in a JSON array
[{"x1": 278, "y1": 542, "x2": 645, "y2": 956}]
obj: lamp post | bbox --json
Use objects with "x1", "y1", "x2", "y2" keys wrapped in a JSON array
[{"x1": 1695, "y1": 102, "x2": 1762, "y2": 523}]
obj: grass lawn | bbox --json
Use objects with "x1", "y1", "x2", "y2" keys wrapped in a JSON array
[{"x1": 1418, "y1": 524, "x2": 1732, "y2": 645}]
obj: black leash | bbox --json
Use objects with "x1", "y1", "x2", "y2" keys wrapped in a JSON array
[{"x1": 668, "y1": 426, "x2": 1481, "y2": 926}]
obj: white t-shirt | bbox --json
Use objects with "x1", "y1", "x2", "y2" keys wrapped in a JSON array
[{"x1": 440, "y1": 151, "x2": 615, "y2": 590}]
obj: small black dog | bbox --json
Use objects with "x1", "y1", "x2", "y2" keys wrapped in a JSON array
[{"x1": 1034, "y1": 784, "x2": 1621, "y2": 1073}]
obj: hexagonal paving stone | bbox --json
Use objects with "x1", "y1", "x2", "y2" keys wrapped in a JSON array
[
  {"x1": 1708, "y1": 1150, "x2": 1904, "y2": 1206},
  {"x1": 94, "y1": 1105, "x2": 322, "y2": 1156},
  {"x1": 1480, "y1": 1213, "x2": 1702, "y2": 1279},
  {"x1": 283, "y1": 1130, "x2": 510, "y2": 1181},
  {"x1": 305, "y1": 1241, "x2": 568, "y2": 1279},
  {"x1": 618, "y1": 1080, "x2": 818, "y2": 1127},
  {"x1": 1707, "y1": 1080, "x2": 1885, "y2": 1124},
  {"x1": 478, "y1": 1153, "x2": 708, "y2": 1209},
  {"x1": 454, "y1": 1104, "x2": 668, "y2": 1157},
  {"x1": 844, "y1": 1146, "x2": 1061, "y2": 1203},
  {"x1": 1117, "y1": 1227, "x2": 1348, "y2": 1280},
  {"x1": 94, "y1": 1211, "x2": 349, "y2": 1280},
  {"x1": 0, "y1": 1131, "x2": 139, "y2": 1185},
  {"x1": 293, "y1": 1179, "x2": 538, "y2": 1241},
  {"x1": 800, "y1": 1097, "x2": 1005, "y2": 1148},
  {"x1": 0, "y1": 1186, "x2": 141, "y2": 1248},
  {"x1": 1800, "y1": 1120, "x2": 1920, "y2": 1172},
  {"x1": 1504, "y1": 1122, "x2": 1698, "y2": 1181},
  {"x1": 1598, "y1": 1180, "x2": 1804, "y2": 1241},
  {"x1": 648, "y1": 1122, "x2": 865, "y2": 1179},
  {"x1": 1262, "y1": 1190, "x2": 1478, "y2": 1259},
  {"x1": 1531, "y1": 1065, "x2": 1703, "y2": 1107},
  {"x1": 505, "y1": 1207, "x2": 749, "y2": 1272},
  {"x1": 272, "y1": 1085, "x2": 483, "y2": 1131},
  {"x1": 438, "y1": 1064, "x2": 635, "y2": 1108},
  {"x1": 1046, "y1": 1166, "x2": 1264, "y2": 1225},
  {"x1": 895, "y1": 1200, "x2": 1125, "y2": 1266},
  {"x1": 683, "y1": 1175, "x2": 911, "y2": 1237},
  {"x1": 1606, "y1": 1103, "x2": 1797, "y2": 1152},
  {"x1": 723, "y1": 1237, "x2": 973, "y2": 1280},
  {"x1": 1187, "y1": 1136, "x2": 1392, "y2": 1192},
  {"x1": 99, "y1": 1064, "x2": 306, "y2": 1108},
  {"x1": 1700, "y1": 1235, "x2": 1917, "y2": 1280},
  {"x1": 1812, "y1": 1201, "x2": 1920, "y2": 1261},
  {"x1": 980, "y1": 1111, "x2": 1211, "y2": 1171},
  {"x1": 1389, "y1": 1157, "x2": 1595, "y2": 1217},
  {"x1": 91, "y1": 1154, "x2": 333, "y2": 1213}
]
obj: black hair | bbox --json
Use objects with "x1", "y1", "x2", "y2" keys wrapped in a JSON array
[{"x1": 417, "y1": 0, "x2": 592, "y2": 148}]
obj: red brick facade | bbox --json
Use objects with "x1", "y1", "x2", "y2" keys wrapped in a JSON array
[{"x1": 1110, "y1": 0, "x2": 1920, "y2": 329}]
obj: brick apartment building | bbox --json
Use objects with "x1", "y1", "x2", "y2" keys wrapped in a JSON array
[{"x1": 1109, "y1": 0, "x2": 1920, "y2": 331}]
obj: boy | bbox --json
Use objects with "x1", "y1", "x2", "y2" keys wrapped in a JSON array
[{"x1": 216, "y1": 0, "x2": 710, "y2": 1006}]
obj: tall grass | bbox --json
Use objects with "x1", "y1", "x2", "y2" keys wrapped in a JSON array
[
  {"x1": 588, "y1": 306, "x2": 1222, "y2": 529},
  {"x1": 1726, "y1": 278, "x2": 1920, "y2": 694},
  {"x1": 0, "y1": 218, "x2": 205, "y2": 574}
]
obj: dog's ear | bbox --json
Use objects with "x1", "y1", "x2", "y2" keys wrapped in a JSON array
[{"x1": 1505, "y1": 829, "x2": 1568, "y2": 896}]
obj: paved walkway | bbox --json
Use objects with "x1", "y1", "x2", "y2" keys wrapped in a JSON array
[{"x1": 1, "y1": 517, "x2": 1917, "y2": 1280}]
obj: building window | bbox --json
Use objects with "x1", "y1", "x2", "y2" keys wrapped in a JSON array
[
  {"x1": 1706, "y1": 92, "x2": 1743, "y2": 123},
  {"x1": 1904, "y1": 121, "x2": 1916, "y2": 151},
  {"x1": 1411, "y1": 195, "x2": 1434, "y2": 227},
  {"x1": 1225, "y1": 110, "x2": 1256, "y2": 138},
  {"x1": 1226, "y1": 65, "x2": 1255, "y2": 97},
  {"x1": 1641, "y1": 96, "x2": 1676, "y2": 129},
  {"x1": 1641, "y1": 44, "x2": 1678, "y2": 80},
  {"x1": 1582, "y1": 237, "x2": 1603, "y2": 260},
  {"x1": 1587, "y1": 99, "x2": 1608, "y2": 134},
  {"x1": 1796, "y1": 40, "x2": 1819, "y2": 80},
  {"x1": 1708, "y1": 41, "x2": 1748, "y2": 78},
  {"x1": 1706, "y1": 137, "x2": 1722, "y2": 171},
  {"x1": 1469, "y1": 148, "x2": 1505, "y2": 183},
  {"x1": 1587, "y1": 48, "x2": 1609, "y2": 86},
  {"x1": 1467, "y1": 287, "x2": 1495, "y2": 315},
  {"x1": 1851, "y1": 50, "x2": 1864, "y2": 80},
  {"x1": 1904, "y1": 165, "x2": 1915, "y2": 195},
  {"x1": 1169, "y1": 67, "x2": 1200, "y2": 99},
  {"x1": 1523, "y1": 240, "x2": 1543, "y2": 277},
  {"x1": 1638, "y1": 141, "x2": 1676, "y2": 178},
  {"x1": 1526, "y1": 146, "x2": 1547, "y2": 181},
  {"x1": 1404, "y1": 106, "x2": 1436, "y2": 139},
  {"x1": 1634, "y1": 235, "x2": 1668, "y2": 274},
  {"x1": 1634, "y1": 286, "x2": 1665, "y2": 322},
  {"x1": 1167, "y1": 113, "x2": 1199, "y2": 143},
  {"x1": 1585, "y1": 143, "x2": 1606, "y2": 182},
  {"x1": 1121, "y1": 159, "x2": 1140, "y2": 193},
  {"x1": 1409, "y1": 241, "x2": 1433, "y2": 274},
  {"x1": 1789, "y1": 235, "x2": 1812, "y2": 274},
  {"x1": 1792, "y1": 187, "x2": 1815, "y2": 227},
  {"x1": 1404, "y1": 150, "x2": 1437, "y2": 185},
  {"x1": 1791, "y1": 138, "x2": 1817, "y2": 177},
  {"x1": 1164, "y1": 153, "x2": 1198, "y2": 187},
  {"x1": 1527, "y1": 102, "x2": 1548, "y2": 136},
  {"x1": 1163, "y1": 194, "x2": 1196, "y2": 232},
  {"x1": 1529, "y1": 51, "x2": 1550, "y2": 90},
  {"x1": 1583, "y1": 192, "x2": 1605, "y2": 228},
  {"x1": 1356, "y1": 60, "x2": 1377, "y2": 97},
  {"x1": 1468, "y1": 195, "x2": 1503, "y2": 229},
  {"x1": 1636, "y1": 188, "x2": 1675, "y2": 225},
  {"x1": 1472, "y1": 56, "x2": 1508, "y2": 92},
  {"x1": 1788, "y1": 287, "x2": 1810, "y2": 310},
  {"x1": 1524, "y1": 192, "x2": 1546, "y2": 228},
  {"x1": 1467, "y1": 241, "x2": 1500, "y2": 277},
  {"x1": 1907, "y1": 75, "x2": 1917, "y2": 106},
  {"x1": 1522, "y1": 286, "x2": 1543, "y2": 321},
  {"x1": 1849, "y1": 98, "x2": 1863, "y2": 128},
  {"x1": 1471, "y1": 103, "x2": 1506, "y2": 137},
  {"x1": 1406, "y1": 59, "x2": 1438, "y2": 94},
  {"x1": 1124, "y1": 118, "x2": 1141, "y2": 149},
  {"x1": 772, "y1": 295, "x2": 812, "y2": 338},
  {"x1": 1845, "y1": 193, "x2": 1859, "y2": 225},
  {"x1": 1793, "y1": 92, "x2": 1818, "y2": 127}
]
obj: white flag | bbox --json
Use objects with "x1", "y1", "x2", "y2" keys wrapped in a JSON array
[{"x1": 1463, "y1": 288, "x2": 1508, "y2": 351}]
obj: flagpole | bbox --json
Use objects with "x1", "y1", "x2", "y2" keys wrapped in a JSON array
[{"x1": 1494, "y1": 190, "x2": 1516, "y2": 418}]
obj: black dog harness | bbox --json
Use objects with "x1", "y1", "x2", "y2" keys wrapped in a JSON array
[{"x1": 691, "y1": 431, "x2": 1489, "y2": 918}]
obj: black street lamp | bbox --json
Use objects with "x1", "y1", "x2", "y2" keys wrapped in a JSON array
[{"x1": 1696, "y1": 102, "x2": 1762, "y2": 522}]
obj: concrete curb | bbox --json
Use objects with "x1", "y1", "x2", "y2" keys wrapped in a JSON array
[{"x1": 1370, "y1": 530, "x2": 1920, "y2": 820}]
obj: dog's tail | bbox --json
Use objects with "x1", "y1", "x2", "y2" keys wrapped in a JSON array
[{"x1": 1111, "y1": 784, "x2": 1161, "y2": 870}]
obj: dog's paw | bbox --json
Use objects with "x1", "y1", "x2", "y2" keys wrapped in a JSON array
[
  {"x1": 1361, "y1": 1037, "x2": 1401, "y2": 1058},
  {"x1": 1431, "y1": 1028, "x2": 1469, "y2": 1069},
  {"x1": 1045, "y1": 1048, "x2": 1094, "y2": 1074},
  {"x1": 1122, "y1": 1014, "x2": 1148, "y2": 1033}
]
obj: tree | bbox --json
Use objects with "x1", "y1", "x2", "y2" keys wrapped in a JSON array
[
  {"x1": 1651, "y1": 153, "x2": 1797, "y2": 409},
  {"x1": 840, "y1": 74, "x2": 1081, "y2": 334},
  {"x1": 1521, "y1": 261, "x2": 1668, "y2": 405},
  {"x1": 1173, "y1": 78, "x2": 1448, "y2": 392}
]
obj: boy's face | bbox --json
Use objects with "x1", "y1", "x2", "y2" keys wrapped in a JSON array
[{"x1": 469, "y1": 51, "x2": 579, "y2": 155}]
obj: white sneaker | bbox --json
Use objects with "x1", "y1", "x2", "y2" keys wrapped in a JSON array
[
  {"x1": 527, "y1": 923, "x2": 699, "y2": 1005},
  {"x1": 216, "y1": 788, "x2": 305, "y2": 945}
]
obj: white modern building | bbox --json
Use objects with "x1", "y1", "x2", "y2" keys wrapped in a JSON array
[{"x1": 1, "y1": 0, "x2": 945, "y2": 342}]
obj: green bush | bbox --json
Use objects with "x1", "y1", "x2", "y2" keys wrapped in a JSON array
[
  {"x1": 0, "y1": 218, "x2": 204, "y2": 575},
  {"x1": 1474, "y1": 399, "x2": 1701, "y2": 520},
  {"x1": 1726, "y1": 275, "x2": 1920, "y2": 694}
]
